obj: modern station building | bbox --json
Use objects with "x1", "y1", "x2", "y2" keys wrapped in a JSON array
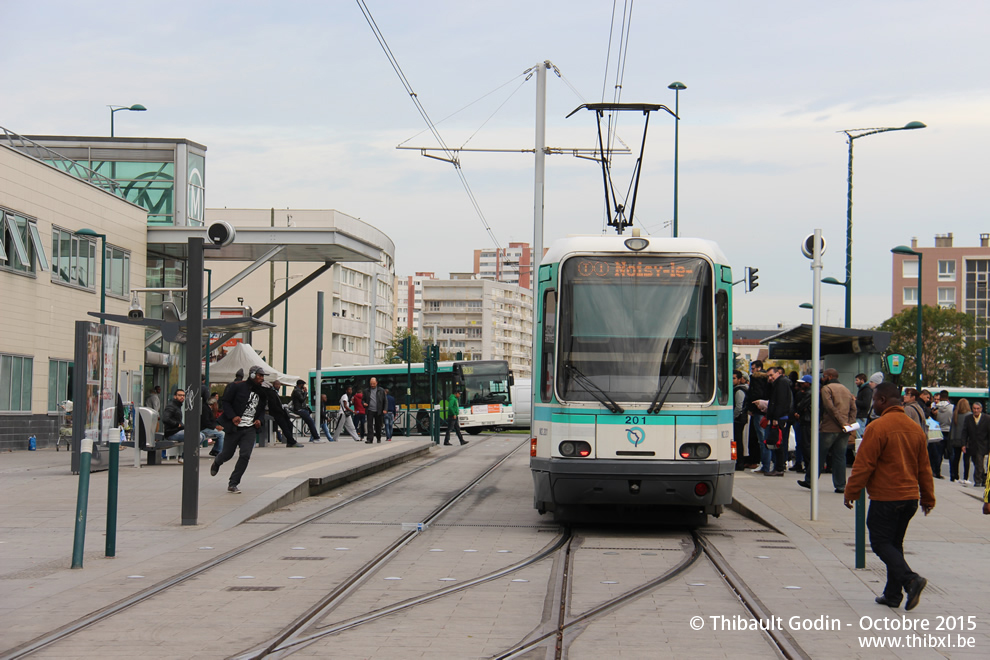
[{"x1": 0, "y1": 129, "x2": 393, "y2": 449}]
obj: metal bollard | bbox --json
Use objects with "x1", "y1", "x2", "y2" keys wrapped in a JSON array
[
  {"x1": 106, "y1": 428, "x2": 122, "y2": 557},
  {"x1": 71, "y1": 438, "x2": 93, "y2": 569}
]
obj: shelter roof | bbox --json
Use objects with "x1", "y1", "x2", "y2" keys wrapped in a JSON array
[
  {"x1": 147, "y1": 226, "x2": 382, "y2": 263},
  {"x1": 760, "y1": 324, "x2": 892, "y2": 359}
]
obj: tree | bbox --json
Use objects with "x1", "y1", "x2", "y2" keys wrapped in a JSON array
[
  {"x1": 385, "y1": 328, "x2": 424, "y2": 363},
  {"x1": 878, "y1": 305, "x2": 987, "y2": 387}
]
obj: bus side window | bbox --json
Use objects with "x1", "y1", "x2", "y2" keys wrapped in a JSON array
[{"x1": 541, "y1": 290, "x2": 556, "y2": 403}]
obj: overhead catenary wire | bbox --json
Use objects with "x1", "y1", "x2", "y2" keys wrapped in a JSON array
[
  {"x1": 598, "y1": 0, "x2": 637, "y2": 233},
  {"x1": 356, "y1": 0, "x2": 503, "y2": 252}
]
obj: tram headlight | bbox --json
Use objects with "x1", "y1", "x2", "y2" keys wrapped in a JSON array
[
  {"x1": 624, "y1": 237, "x2": 649, "y2": 251},
  {"x1": 560, "y1": 441, "x2": 576, "y2": 457}
]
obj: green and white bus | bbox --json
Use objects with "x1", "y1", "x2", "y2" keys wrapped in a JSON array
[{"x1": 309, "y1": 360, "x2": 514, "y2": 435}]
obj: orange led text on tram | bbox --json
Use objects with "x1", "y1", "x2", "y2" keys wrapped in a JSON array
[{"x1": 576, "y1": 260, "x2": 694, "y2": 278}]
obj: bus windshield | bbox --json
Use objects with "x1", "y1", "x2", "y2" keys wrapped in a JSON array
[
  {"x1": 456, "y1": 361, "x2": 512, "y2": 407},
  {"x1": 556, "y1": 255, "x2": 713, "y2": 404}
]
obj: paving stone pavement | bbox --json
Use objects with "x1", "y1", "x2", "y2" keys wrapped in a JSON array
[{"x1": 2, "y1": 443, "x2": 988, "y2": 659}]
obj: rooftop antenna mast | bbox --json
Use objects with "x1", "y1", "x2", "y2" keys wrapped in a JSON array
[{"x1": 566, "y1": 103, "x2": 675, "y2": 235}]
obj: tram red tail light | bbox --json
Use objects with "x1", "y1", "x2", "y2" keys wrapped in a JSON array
[
  {"x1": 530, "y1": 438, "x2": 537, "y2": 457},
  {"x1": 731, "y1": 440, "x2": 737, "y2": 461},
  {"x1": 678, "y1": 443, "x2": 712, "y2": 459},
  {"x1": 694, "y1": 482, "x2": 710, "y2": 497},
  {"x1": 558, "y1": 441, "x2": 592, "y2": 457}
]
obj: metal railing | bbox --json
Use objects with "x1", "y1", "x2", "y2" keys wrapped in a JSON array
[{"x1": 1, "y1": 126, "x2": 121, "y2": 195}]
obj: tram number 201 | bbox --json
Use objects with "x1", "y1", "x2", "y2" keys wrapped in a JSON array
[{"x1": 624, "y1": 416, "x2": 648, "y2": 425}]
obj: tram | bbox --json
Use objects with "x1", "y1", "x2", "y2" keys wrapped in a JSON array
[{"x1": 530, "y1": 234, "x2": 735, "y2": 523}]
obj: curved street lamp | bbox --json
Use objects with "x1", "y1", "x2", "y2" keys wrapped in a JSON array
[
  {"x1": 839, "y1": 121, "x2": 925, "y2": 329},
  {"x1": 668, "y1": 81, "x2": 686, "y2": 237},
  {"x1": 108, "y1": 104, "x2": 147, "y2": 137},
  {"x1": 891, "y1": 245, "x2": 924, "y2": 389}
]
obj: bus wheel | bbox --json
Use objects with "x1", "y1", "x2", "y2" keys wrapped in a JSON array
[
  {"x1": 416, "y1": 411, "x2": 430, "y2": 435},
  {"x1": 466, "y1": 427, "x2": 482, "y2": 435}
]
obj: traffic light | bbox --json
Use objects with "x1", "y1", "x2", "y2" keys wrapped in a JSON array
[{"x1": 746, "y1": 267, "x2": 759, "y2": 293}]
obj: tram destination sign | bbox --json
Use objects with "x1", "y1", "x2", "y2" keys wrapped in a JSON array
[{"x1": 571, "y1": 257, "x2": 699, "y2": 281}]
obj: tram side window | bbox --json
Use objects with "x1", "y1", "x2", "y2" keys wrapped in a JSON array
[
  {"x1": 540, "y1": 290, "x2": 556, "y2": 403},
  {"x1": 716, "y1": 290, "x2": 729, "y2": 405}
]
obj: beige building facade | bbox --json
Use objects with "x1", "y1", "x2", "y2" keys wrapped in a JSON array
[
  {"x1": 419, "y1": 277, "x2": 533, "y2": 379},
  {"x1": 0, "y1": 144, "x2": 148, "y2": 449}
]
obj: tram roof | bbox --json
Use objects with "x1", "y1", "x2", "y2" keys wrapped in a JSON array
[{"x1": 542, "y1": 236, "x2": 729, "y2": 265}]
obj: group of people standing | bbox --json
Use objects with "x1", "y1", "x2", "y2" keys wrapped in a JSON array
[
  {"x1": 734, "y1": 359, "x2": 990, "y2": 612},
  {"x1": 331, "y1": 378, "x2": 398, "y2": 443}
]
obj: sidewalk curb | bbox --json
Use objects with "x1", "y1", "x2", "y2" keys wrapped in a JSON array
[{"x1": 248, "y1": 442, "x2": 432, "y2": 520}]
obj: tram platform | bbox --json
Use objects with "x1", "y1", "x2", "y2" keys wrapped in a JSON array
[
  {"x1": 725, "y1": 467, "x2": 990, "y2": 656},
  {"x1": 0, "y1": 437, "x2": 431, "y2": 639}
]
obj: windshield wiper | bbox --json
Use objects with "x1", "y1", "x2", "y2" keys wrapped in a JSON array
[
  {"x1": 647, "y1": 340, "x2": 693, "y2": 414},
  {"x1": 564, "y1": 362, "x2": 624, "y2": 414}
]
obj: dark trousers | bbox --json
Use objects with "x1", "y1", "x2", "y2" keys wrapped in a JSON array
[
  {"x1": 927, "y1": 441, "x2": 944, "y2": 478},
  {"x1": 354, "y1": 413, "x2": 366, "y2": 438},
  {"x1": 215, "y1": 425, "x2": 256, "y2": 487},
  {"x1": 297, "y1": 408, "x2": 320, "y2": 440},
  {"x1": 444, "y1": 415, "x2": 465, "y2": 444},
  {"x1": 820, "y1": 432, "x2": 848, "y2": 489},
  {"x1": 867, "y1": 500, "x2": 920, "y2": 602},
  {"x1": 948, "y1": 445, "x2": 963, "y2": 481},
  {"x1": 366, "y1": 411, "x2": 384, "y2": 442}
]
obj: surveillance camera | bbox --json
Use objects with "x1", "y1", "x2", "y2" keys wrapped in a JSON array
[
  {"x1": 128, "y1": 292, "x2": 144, "y2": 319},
  {"x1": 207, "y1": 221, "x2": 235, "y2": 248}
]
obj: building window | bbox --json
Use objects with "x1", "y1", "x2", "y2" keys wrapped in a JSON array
[
  {"x1": 901, "y1": 260, "x2": 919, "y2": 278},
  {"x1": 937, "y1": 287, "x2": 956, "y2": 309},
  {"x1": 903, "y1": 287, "x2": 918, "y2": 304},
  {"x1": 48, "y1": 359, "x2": 73, "y2": 413},
  {"x1": 105, "y1": 246, "x2": 130, "y2": 297},
  {"x1": 938, "y1": 260, "x2": 956, "y2": 282},
  {"x1": 2, "y1": 210, "x2": 49, "y2": 275},
  {"x1": 0, "y1": 353, "x2": 33, "y2": 412},
  {"x1": 51, "y1": 227, "x2": 97, "y2": 289}
]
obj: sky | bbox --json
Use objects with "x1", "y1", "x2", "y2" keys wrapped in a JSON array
[{"x1": 4, "y1": 0, "x2": 989, "y2": 329}]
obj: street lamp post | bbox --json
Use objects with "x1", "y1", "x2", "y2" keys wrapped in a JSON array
[
  {"x1": 108, "y1": 104, "x2": 147, "y2": 137},
  {"x1": 76, "y1": 229, "x2": 106, "y2": 315},
  {"x1": 668, "y1": 82, "x2": 686, "y2": 238},
  {"x1": 892, "y1": 246, "x2": 924, "y2": 389},
  {"x1": 839, "y1": 121, "x2": 925, "y2": 328}
]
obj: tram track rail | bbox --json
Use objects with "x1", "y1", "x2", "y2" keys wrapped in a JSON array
[
  {"x1": 493, "y1": 526, "x2": 813, "y2": 660},
  {"x1": 235, "y1": 438, "x2": 546, "y2": 659},
  {"x1": 1, "y1": 437, "x2": 527, "y2": 660}
]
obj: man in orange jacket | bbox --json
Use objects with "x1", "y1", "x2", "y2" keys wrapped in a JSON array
[{"x1": 844, "y1": 382, "x2": 935, "y2": 611}]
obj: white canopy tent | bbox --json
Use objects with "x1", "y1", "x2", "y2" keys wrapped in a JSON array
[{"x1": 207, "y1": 342, "x2": 301, "y2": 387}]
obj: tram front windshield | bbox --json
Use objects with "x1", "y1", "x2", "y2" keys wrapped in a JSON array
[
  {"x1": 556, "y1": 256, "x2": 713, "y2": 404},
  {"x1": 456, "y1": 361, "x2": 511, "y2": 407}
]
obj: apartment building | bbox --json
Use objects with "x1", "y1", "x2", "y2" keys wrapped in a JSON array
[
  {"x1": 396, "y1": 271, "x2": 436, "y2": 331},
  {"x1": 891, "y1": 233, "x2": 990, "y2": 341},
  {"x1": 419, "y1": 276, "x2": 532, "y2": 379},
  {"x1": 473, "y1": 242, "x2": 533, "y2": 289}
]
